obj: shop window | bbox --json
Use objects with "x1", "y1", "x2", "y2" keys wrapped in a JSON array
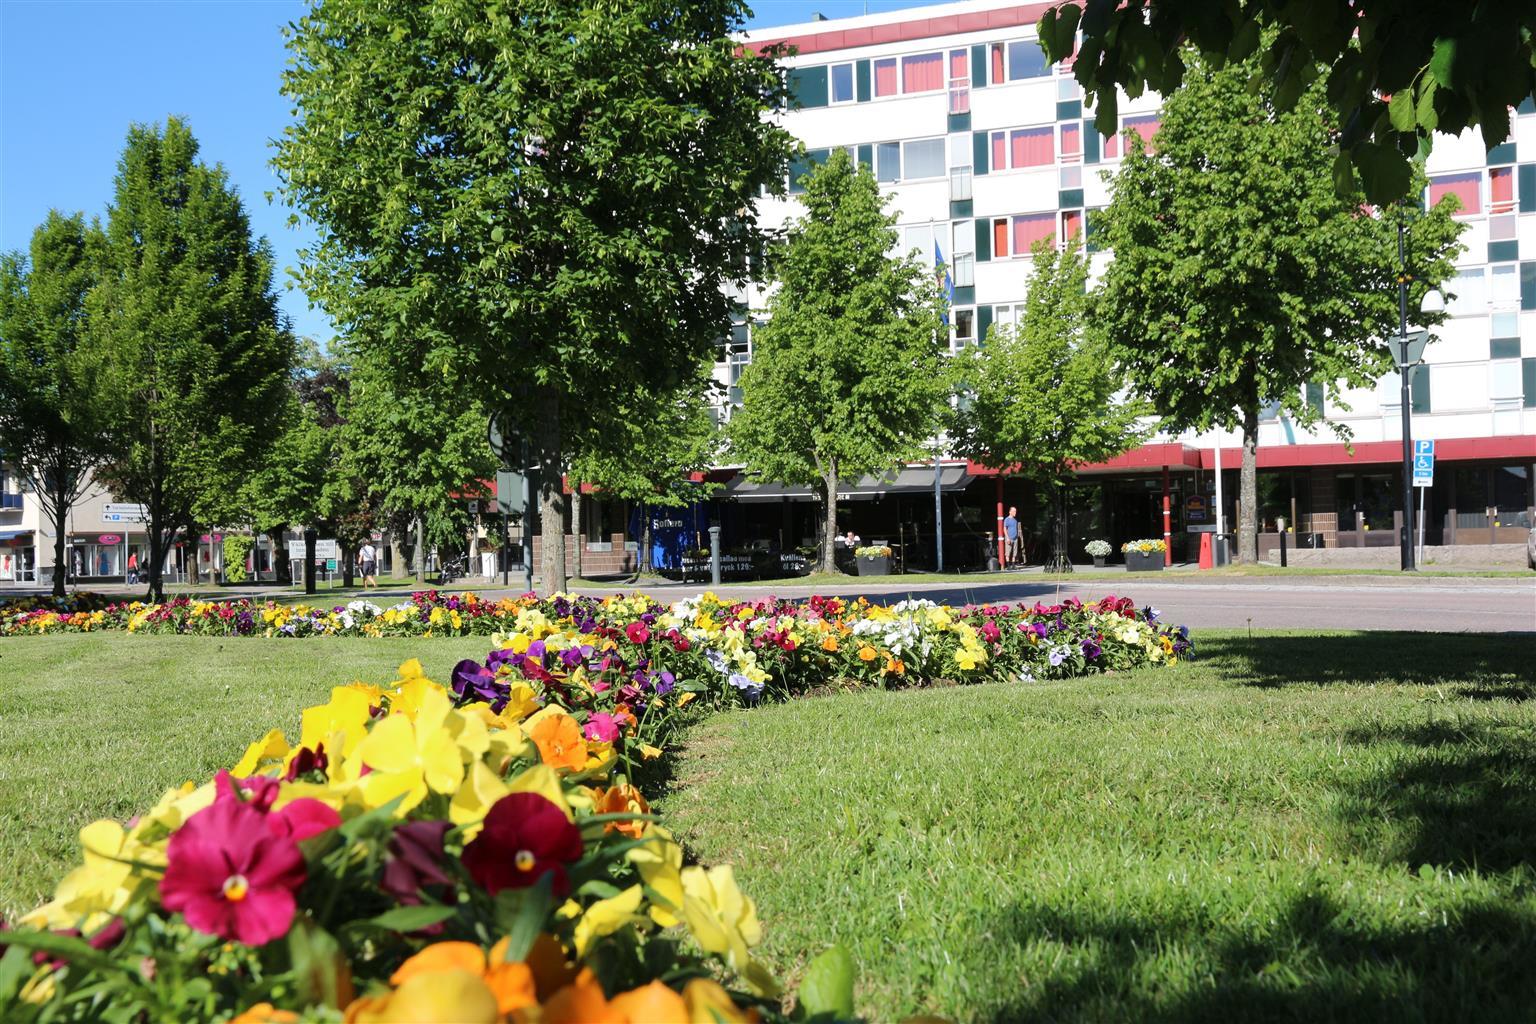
[
  {"x1": 830, "y1": 63, "x2": 855, "y2": 104},
  {"x1": 1491, "y1": 166, "x2": 1516, "y2": 212},
  {"x1": 902, "y1": 52, "x2": 944, "y2": 93},
  {"x1": 1493, "y1": 465, "x2": 1533, "y2": 526},
  {"x1": 1007, "y1": 39, "x2": 1049, "y2": 80},
  {"x1": 902, "y1": 138, "x2": 946, "y2": 180},
  {"x1": 1429, "y1": 171, "x2": 1482, "y2": 215},
  {"x1": 873, "y1": 58, "x2": 898, "y2": 97}
]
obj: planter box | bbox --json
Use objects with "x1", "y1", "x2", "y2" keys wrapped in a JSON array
[
  {"x1": 1092, "y1": 556, "x2": 1107, "y2": 568},
  {"x1": 856, "y1": 555, "x2": 890, "y2": 576},
  {"x1": 1125, "y1": 550, "x2": 1165, "y2": 572}
]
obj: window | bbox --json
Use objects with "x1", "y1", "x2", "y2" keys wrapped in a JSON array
[
  {"x1": 1123, "y1": 114, "x2": 1160, "y2": 151},
  {"x1": 953, "y1": 307, "x2": 975, "y2": 350},
  {"x1": 1493, "y1": 311, "x2": 1520, "y2": 338},
  {"x1": 1448, "y1": 268, "x2": 1486, "y2": 315},
  {"x1": 830, "y1": 63, "x2": 855, "y2": 104},
  {"x1": 902, "y1": 52, "x2": 943, "y2": 93},
  {"x1": 873, "y1": 58, "x2": 898, "y2": 97},
  {"x1": 787, "y1": 148, "x2": 828, "y2": 194},
  {"x1": 1492, "y1": 263, "x2": 1520, "y2": 304},
  {"x1": 1012, "y1": 212, "x2": 1056, "y2": 254},
  {"x1": 902, "y1": 224, "x2": 934, "y2": 257},
  {"x1": 990, "y1": 43, "x2": 1004, "y2": 84},
  {"x1": 993, "y1": 303, "x2": 1023, "y2": 330},
  {"x1": 1492, "y1": 360, "x2": 1523, "y2": 399},
  {"x1": 1060, "y1": 122, "x2": 1081, "y2": 160},
  {"x1": 950, "y1": 164, "x2": 973, "y2": 201},
  {"x1": 1491, "y1": 166, "x2": 1516, "y2": 212},
  {"x1": 952, "y1": 221, "x2": 975, "y2": 287},
  {"x1": 1102, "y1": 126, "x2": 1121, "y2": 160},
  {"x1": 876, "y1": 141, "x2": 901, "y2": 182},
  {"x1": 1429, "y1": 171, "x2": 1481, "y2": 215},
  {"x1": 1010, "y1": 127, "x2": 1054, "y2": 167},
  {"x1": 1057, "y1": 76, "x2": 1080, "y2": 100},
  {"x1": 992, "y1": 217, "x2": 1010, "y2": 258},
  {"x1": 1061, "y1": 209, "x2": 1084, "y2": 242},
  {"x1": 948, "y1": 49, "x2": 969, "y2": 114},
  {"x1": 902, "y1": 138, "x2": 946, "y2": 180},
  {"x1": 1007, "y1": 39, "x2": 1049, "y2": 80},
  {"x1": 1491, "y1": 311, "x2": 1521, "y2": 359},
  {"x1": 1491, "y1": 214, "x2": 1517, "y2": 240}
]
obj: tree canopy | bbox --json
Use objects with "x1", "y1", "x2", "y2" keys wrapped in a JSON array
[
  {"x1": 728, "y1": 149, "x2": 949, "y2": 574},
  {"x1": 93, "y1": 117, "x2": 295, "y2": 599},
  {"x1": 949, "y1": 238, "x2": 1146, "y2": 570},
  {"x1": 274, "y1": 0, "x2": 796, "y2": 593},
  {"x1": 1038, "y1": 0, "x2": 1536, "y2": 205},
  {"x1": 0, "y1": 211, "x2": 111, "y2": 595},
  {"x1": 1093, "y1": 47, "x2": 1463, "y2": 562}
]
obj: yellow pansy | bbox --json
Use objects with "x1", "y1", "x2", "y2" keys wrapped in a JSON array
[
  {"x1": 629, "y1": 826, "x2": 684, "y2": 927},
  {"x1": 572, "y1": 884, "x2": 646, "y2": 956},
  {"x1": 231, "y1": 728, "x2": 290, "y2": 778},
  {"x1": 300, "y1": 686, "x2": 374, "y2": 758},
  {"x1": 449, "y1": 760, "x2": 510, "y2": 837},
  {"x1": 505, "y1": 764, "x2": 577, "y2": 821},
  {"x1": 680, "y1": 864, "x2": 778, "y2": 996},
  {"x1": 22, "y1": 820, "x2": 151, "y2": 931},
  {"x1": 355, "y1": 688, "x2": 464, "y2": 813}
]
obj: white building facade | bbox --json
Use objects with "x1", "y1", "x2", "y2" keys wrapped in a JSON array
[{"x1": 713, "y1": 0, "x2": 1536, "y2": 564}]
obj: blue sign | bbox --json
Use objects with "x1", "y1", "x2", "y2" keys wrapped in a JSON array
[
  {"x1": 1414, "y1": 439, "x2": 1435, "y2": 457},
  {"x1": 1412, "y1": 443, "x2": 1435, "y2": 488}
]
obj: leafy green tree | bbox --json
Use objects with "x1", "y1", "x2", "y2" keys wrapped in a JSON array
[
  {"x1": 571, "y1": 371, "x2": 722, "y2": 574},
  {"x1": 728, "y1": 150, "x2": 949, "y2": 574},
  {"x1": 92, "y1": 118, "x2": 295, "y2": 600},
  {"x1": 274, "y1": 0, "x2": 795, "y2": 595},
  {"x1": 1037, "y1": 1, "x2": 1536, "y2": 204},
  {"x1": 1094, "y1": 49, "x2": 1462, "y2": 564},
  {"x1": 0, "y1": 212, "x2": 111, "y2": 596},
  {"x1": 949, "y1": 238, "x2": 1147, "y2": 572}
]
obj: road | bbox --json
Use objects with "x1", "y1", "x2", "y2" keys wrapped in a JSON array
[{"x1": 551, "y1": 575, "x2": 1536, "y2": 634}]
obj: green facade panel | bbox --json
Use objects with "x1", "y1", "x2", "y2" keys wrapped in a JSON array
[
  {"x1": 1524, "y1": 358, "x2": 1536, "y2": 407},
  {"x1": 1059, "y1": 188, "x2": 1084, "y2": 208},
  {"x1": 976, "y1": 305, "x2": 994, "y2": 345},
  {"x1": 787, "y1": 66, "x2": 828, "y2": 109},
  {"x1": 975, "y1": 218, "x2": 991, "y2": 262},
  {"x1": 1523, "y1": 262, "x2": 1536, "y2": 310},
  {"x1": 1489, "y1": 240, "x2": 1520, "y2": 263},
  {"x1": 948, "y1": 111, "x2": 972, "y2": 133},
  {"x1": 1491, "y1": 337, "x2": 1522, "y2": 360},
  {"x1": 1519, "y1": 164, "x2": 1536, "y2": 213},
  {"x1": 1083, "y1": 120, "x2": 1100, "y2": 164},
  {"x1": 971, "y1": 44, "x2": 987, "y2": 88},
  {"x1": 1056, "y1": 100, "x2": 1082, "y2": 120},
  {"x1": 1488, "y1": 142, "x2": 1517, "y2": 166},
  {"x1": 855, "y1": 60, "x2": 871, "y2": 103},
  {"x1": 972, "y1": 131, "x2": 989, "y2": 175}
]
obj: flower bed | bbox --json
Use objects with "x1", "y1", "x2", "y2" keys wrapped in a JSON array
[{"x1": 1, "y1": 592, "x2": 1190, "y2": 1021}]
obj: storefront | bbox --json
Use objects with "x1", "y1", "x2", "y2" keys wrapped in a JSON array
[{"x1": 0, "y1": 530, "x2": 35, "y2": 583}]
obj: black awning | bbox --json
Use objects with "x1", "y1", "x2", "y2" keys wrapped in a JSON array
[{"x1": 724, "y1": 465, "x2": 971, "y2": 503}]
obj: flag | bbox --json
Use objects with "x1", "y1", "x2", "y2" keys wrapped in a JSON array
[{"x1": 934, "y1": 239, "x2": 953, "y2": 325}]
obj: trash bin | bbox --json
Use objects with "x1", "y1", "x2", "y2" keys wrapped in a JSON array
[{"x1": 1213, "y1": 535, "x2": 1231, "y2": 567}]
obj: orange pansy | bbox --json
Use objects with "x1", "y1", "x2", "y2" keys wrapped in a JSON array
[
  {"x1": 527, "y1": 714, "x2": 588, "y2": 773},
  {"x1": 591, "y1": 784, "x2": 652, "y2": 839}
]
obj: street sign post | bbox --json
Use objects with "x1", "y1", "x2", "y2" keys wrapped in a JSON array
[
  {"x1": 102, "y1": 503, "x2": 148, "y2": 524},
  {"x1": 1412, "y1": 439, "x2": 1435, "y2": 488}
]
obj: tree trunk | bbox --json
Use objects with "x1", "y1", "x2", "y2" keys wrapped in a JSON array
[
  {"x1": 640, "y1": 501, "x2": 653, "y2": 574},
  {"x1": 341, "y1": 540, "x2": 356, "y2": 588},
  {"x1": 534, "y1": 388, "x2": 566, "y2": 596},
  {"x1": 186, "y1": 525, "x2": 201, "y2": 585},
  {"x1": 391, "y1": 533, "x2": 407, "y2": 579},
  {"x1": 50, "y1": 483, "x2": 68, "y2": 599},
  {"x1": 819, "y1": 461, "x2": 839, "y2": 574},
  {"x1": 570, "y1": 492, "x2": 583, "y2": 580},
  {"x1": 1238, "y1": 405, "x2": 1259, "y2": 564},
  {"x1": 414, "y1": 517, "x2": 425, "y2": 582},
  {"x1": 1046, "y1": 482, "x2": 1072, "y2": 573}
]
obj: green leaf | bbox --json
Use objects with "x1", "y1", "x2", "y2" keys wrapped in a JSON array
[
  {"x1": 288, "y1": 919, "x2": 352, "y2": 1010},
  {"x1": 1387, "y1": 89, "x2": 1416, "y2": 132},
  {"x1": 0, "y1": 929, "x2": 119, "y2": 975},
  {"x1": 1229, "y1": 19, "x2": 1261, "y2": 62},
  {"x1": 0, "y1": 944, "x2": 33, "y2": 1004},
  {"x1": 1480, "y1": 102, "x2": 1511, "y2": 152},
  {"x1": 490, "y1": 226, "x2": 505, "y2": 243},
  {"x1": 1330, "y1": 149, "x2": 1357, "y2": 196},
  {"x1": 798, "y1": 944, "x2": 856, "y2": 1021},
  {"x1": 1352, "y1": 141, "x2": 1412, "y2": 206},
  {"x1": 494, "y1": 872, "x2": 554, "y2": 963},
  {"x1": 1429, "y1": 37, "x2": 1457, "y2": 90},
  {"x1": 1414, "y1": 76, "x2": 1439, "y2": 132},
  {"x1": 367, "y1": 904, "x2": 459, "y2": 932}
]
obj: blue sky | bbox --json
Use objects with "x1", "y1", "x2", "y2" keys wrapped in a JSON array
[{"x1": 1, "y1": 0, "x2": 935, "y2": 342}]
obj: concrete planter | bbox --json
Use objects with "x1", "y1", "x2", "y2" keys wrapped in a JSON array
[
  {"x1": 1092, "y1": 555, "x2": 1107, "y2": 568},
  {"x1": 1125, "y1": 550, "x2": 1165, "y2": 572},
  {"x1": 856, "y1": 555, "x2": 890, "y2": 576}
]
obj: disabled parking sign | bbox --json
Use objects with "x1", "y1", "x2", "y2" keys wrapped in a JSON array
[{"x1": 1412, "y1": 440, "x2": 1434, "y2": 488}]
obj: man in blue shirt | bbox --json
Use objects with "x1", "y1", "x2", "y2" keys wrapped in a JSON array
[{"x1": 1003, "y1": 506, "x2": 1020, "y2": 567}]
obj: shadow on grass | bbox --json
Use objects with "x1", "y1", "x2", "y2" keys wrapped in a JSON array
[
  {"x1": 976, "y1": 887, "x2": 1536, "y2": 1023},
  {"x1": 1333, "y1": 719, "x2": 1536, "y2": 874},
  {"x1": 1195, "y1": 633, "x2": 1536, "y2": 695}
]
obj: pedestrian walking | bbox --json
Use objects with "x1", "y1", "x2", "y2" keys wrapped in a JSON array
[
  {"x1": 1004, "y1": 506, "x2": 1021, "y2": 567},
  {"x1": 360, "y1": 540, "x2": 378, "y2": 589},
  {"x1": 126, "y1": 550, "x2": 139, "y2": 585}
]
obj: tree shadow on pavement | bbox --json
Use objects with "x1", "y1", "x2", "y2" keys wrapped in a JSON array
[
  {"x1": 974, "y1": 888, "x2": 1536, "y2": 1024},
  {"x1": 1196, "y1": 633, "x2": 1535, "y2": 695}
]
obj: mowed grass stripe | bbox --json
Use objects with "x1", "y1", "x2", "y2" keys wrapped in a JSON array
[{"x1": 661, "y1": 631, "x2": 1536, "y2": 1023}]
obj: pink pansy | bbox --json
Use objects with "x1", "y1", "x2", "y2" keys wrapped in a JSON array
[
  {"x1": 583, "y1": 712, "x2": 621, "y2": 743},
  {"x1": 214, "y1": 770, "x2": 341, "y2": 842},
  {"x1": 159, "y1": 798, "x2": 306, "y2": 946},
  {"x1": 624, "y1": 621, "x2": 650, "y2": 645}
]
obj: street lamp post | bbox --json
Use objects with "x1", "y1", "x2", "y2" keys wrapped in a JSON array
[{"x1": 1393, "y1": 215, "x2": 1444, "y2": 572}]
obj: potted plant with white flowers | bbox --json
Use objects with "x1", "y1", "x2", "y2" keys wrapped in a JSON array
[
  {"x1": 1085, "y1": 539, "x2": 1112, "y2": 568},
  {"x1": 855, "y1": 544, "x2": 892, "y2": 576}
]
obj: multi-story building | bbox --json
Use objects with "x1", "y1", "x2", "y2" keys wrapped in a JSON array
[{"x1": 700, "y1": 0, "x2": 1536, "y2": 567}]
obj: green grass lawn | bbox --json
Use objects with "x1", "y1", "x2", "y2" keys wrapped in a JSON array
[
  {"x1": 663, "y1": 630, "x2": 1536, "y2": 1023},
  {"x1": 4, "y1": 631, "x2": 1535, "y2": 1022}
]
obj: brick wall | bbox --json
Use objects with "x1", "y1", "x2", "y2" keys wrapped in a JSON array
[{"x1": 530, "y1": 533, "x2": 636, "y2": 576}]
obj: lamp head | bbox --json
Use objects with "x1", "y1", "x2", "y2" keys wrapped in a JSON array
[{"x1": 1419, "y1": 289, "x2": 1445, "y2": 315}]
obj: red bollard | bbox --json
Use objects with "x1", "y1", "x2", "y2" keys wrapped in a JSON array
[{"x1": 1198, "y1": 531, "x2": 1213, "y2": 570}]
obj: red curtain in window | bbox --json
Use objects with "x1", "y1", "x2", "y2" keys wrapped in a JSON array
[
  {"x1": 1011, "y1": 127, "x2": 1054, "y2": 167},
  {"x1": 902, "y1": 52, "x2": 943, "y2": 93},
  {"x1": 1060, "y1": 123, "x2": 1081, "y2": 157},
  {"x1": 1013, "y1": 213, "x2": 1055, "y2": 254},
  {"x1": 874, "y1": 59, "x2": 897, "y2": 96},
  {"x1": 990, "y1": 44, "x2": 1004, "y2": 84},
  {"x1": 949, "y1": 49, "x2": 968, "y2": 81},
  {"x1": 1103, "y1": 131, "x2": 1120, "y2": 159},
  {"x1": 1124, "y1": 115, "x2": 1159, "y2": 151},
  {"x1": 1061, "y1": 210, "x2": 1083, "y2": 241},
  {"x1": 992, "y1": 132, "x2": 1007, "y2": 170},
  {"x1": 992, "y1": 219, "x2": 1010, "y2": 258},
  {"x1": 1429, "y1": 172, "x2": 1480, "y2": 214},
  {"x1": 1491, "y1": 167, "x2": 1514, "y2": 210}
]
